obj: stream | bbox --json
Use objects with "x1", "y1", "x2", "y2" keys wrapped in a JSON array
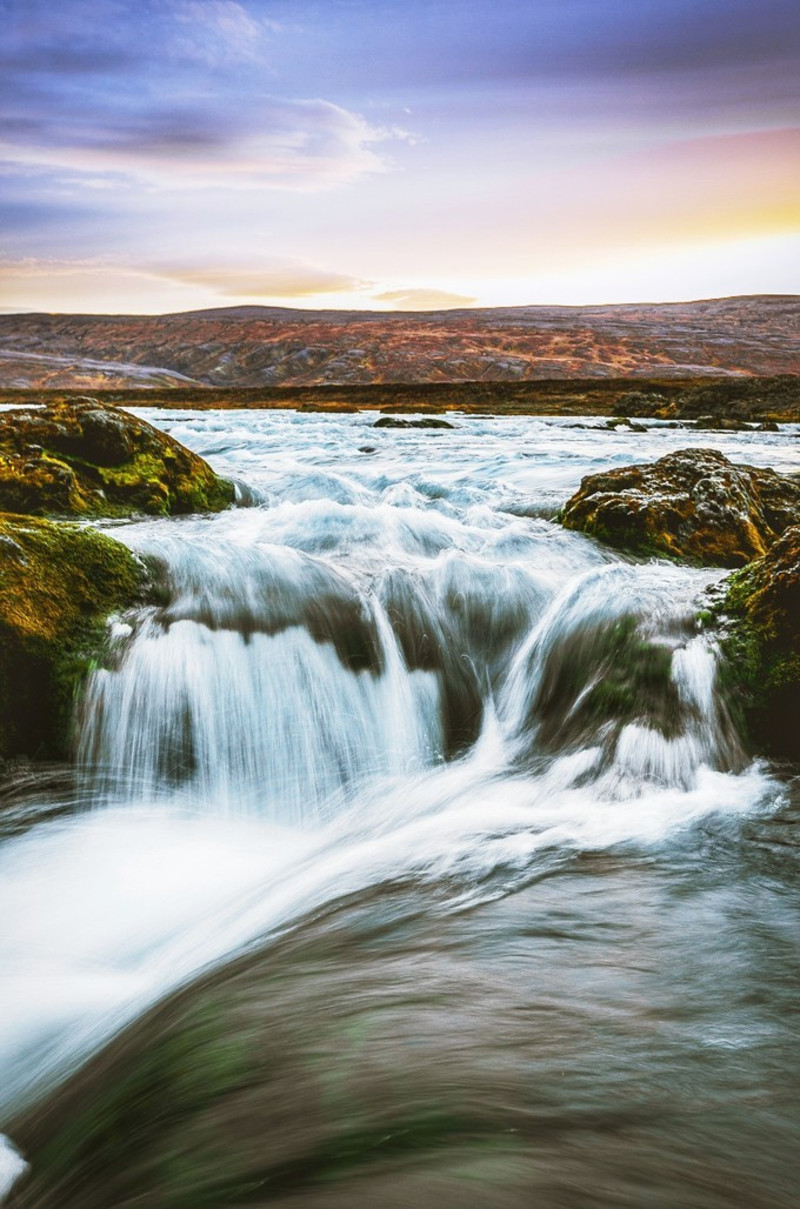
[{"x1": 1, "y1": 411, "x2": 798, "y2": 1207}]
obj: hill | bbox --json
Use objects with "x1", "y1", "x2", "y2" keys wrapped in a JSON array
[{"x1": 0, "y1": 295, "x2": 796, "y2": 390}]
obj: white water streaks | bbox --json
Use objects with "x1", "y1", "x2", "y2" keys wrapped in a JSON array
[
  {"x1": 1, "y1": 410, "x2": 795, "y2": 1136},
  {"x1": 0, "y1": 1138, "x2": 26, "y2": 1202}
]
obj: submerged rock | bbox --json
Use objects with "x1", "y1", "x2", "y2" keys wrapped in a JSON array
[
  {"x1": 604, "y1": 417, "x2": 649, "y2": 433},
  {"x1": 0, "y1": 514, "x2": 146, "y2": 759},
  {"x1": 693, "y1": 415, "x2": 751, "y2": 432},
  {"x1": 560, "y1": 448, "x2": 800, "y2": 567},
  {"x1": 0, "y1": 397, "x2": 235, "y2": 517},
  {"x1": 710, "y1": 525, "x2": 800, "y2": 759},
  {"x1": 373, "y1": 416, "x2": 455, "y2": 429},
  {"x1": 522, "y1": 612, "x2": 682, "y2": 754}
]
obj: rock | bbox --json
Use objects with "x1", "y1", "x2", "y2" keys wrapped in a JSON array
[
  {"x1": 0, "y1": 515, "x2": 146, "y2": 759},
  {"x1": 373, "y1": 416, "x2": 455, "y2": 429},
  {"x1": 0, "y1": 398, "x2": 235, "y2": 517},
  {"x1": 693, "y1": 415, "x2": 750, "y2": 431},
  {"x1": 710, "y1": 525, "x2": 800, "y2": 758},
  {"x1": 560, "y1": 448, "x2": 800, "y2": 567},
  {"x1": 604, "y1": 417, "x2": 648, "y2": 433},
  {"x1": 520, "y1": 613, "x2": 682, "y2": 756},
  {"x1": 615, "y1": 390, "x2": 669, "y2": 418}
]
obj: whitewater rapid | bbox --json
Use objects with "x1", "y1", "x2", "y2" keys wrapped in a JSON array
[{"x1": 1, "y1": 410, "x2": 797, "y2": 1204}]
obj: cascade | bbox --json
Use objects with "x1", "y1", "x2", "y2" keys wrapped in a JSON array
[{"x1": 3, "y1": 411, "x2": 794, "y2": 1209}]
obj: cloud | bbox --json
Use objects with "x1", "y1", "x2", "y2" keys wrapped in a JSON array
[
  {"x1": 1, "y1": 1, "x2": 403, "y2": 192},
  {"x1": 0, "y1": 255, "x2": 371, "y2": 312},
  {"x1": 157, "y1": 263, "x2": 371, "y2": 298},
  {"x1": 373, "y1": 288, "x2": 477, "y2": 310},
  {"x1": 0, "y1": 96, "x2": 398, "y2": 191},
  {"x1": 171, "y1": 1, "x2": 279, "y2": 65}
]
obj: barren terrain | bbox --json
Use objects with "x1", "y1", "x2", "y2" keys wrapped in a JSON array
[{"x1": 0, "y1": 295, "x2": 797, "y2": 391}]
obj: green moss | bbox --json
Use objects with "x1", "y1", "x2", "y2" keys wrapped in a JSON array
[
  {"x1": 582, "y1": 617, "x2": 675, "y2": 725},
  {"x1": 707, "y1": 529, "x2": 800, "y2": 758},
  {"x1": 560, "y1": 450, "x2": 800, "y2": 569},
  {"x1": 716, "y1": 619, "x2": 798, "y2": 756},
  {"x1": 532, "y1": 613, "x2": 681, "y2": 751},
  {"x1": 13, "y1": 1003, "x2": 249, "y2": 1209},
  {"x1": 0, "y1": 514, "x2": 145, "y2": 759},
  {"x1": 0, "y1": 399, "x2": 235, "y2": 519}
]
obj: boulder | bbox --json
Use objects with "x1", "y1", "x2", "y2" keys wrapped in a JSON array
[
  {"x1": 711, "y1": 525, "x2": 800, "y2": 759},
  {"x1": 0, "y1": 514, "x2": 146, "y2": 759},
  {"x1": 0, "y1": 397, "x2": 235, "y2": 517},
  {"x1": 560, "y1": 448, "x2": 800, "y2": 567}
]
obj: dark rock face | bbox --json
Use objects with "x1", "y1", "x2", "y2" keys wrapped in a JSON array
[
  {"x1": 618, "y1": 375, "x2": 800, "y2": 423},
  {"x1": 560, "y1": 449, "x2": 800, "y2": 567},
  {"x1": 0, "y1": 515, "x2": 145, "y2": 759},
  {"x1": 49, "y1": 398, "x2": 136, "y2": 465},
  {"x1": 0, "y1": 397, "x2": 234, "y2": 517},
  {"x1": 713, "y1": 525, "x2": 800, "y2": 759}
]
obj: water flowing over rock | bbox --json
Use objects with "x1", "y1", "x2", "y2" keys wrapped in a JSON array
[
  {"x1": 0, "y1": 398, "x2": 234, "y2": 517},
  {"x1": 1, "y1": 410, "x2": 798, "y2": 1209},
  {"x1": 560, "y1": 448, "x2": 800, "y2": 566}
]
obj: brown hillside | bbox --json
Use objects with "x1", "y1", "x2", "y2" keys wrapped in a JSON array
[{"x1": 0, "y1": 295, "x2": 796, "y2": 390}]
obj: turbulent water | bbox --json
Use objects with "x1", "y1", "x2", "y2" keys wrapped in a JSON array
[{"x1": 1, "y1": 412, "x2": 799, "y2": 1207}]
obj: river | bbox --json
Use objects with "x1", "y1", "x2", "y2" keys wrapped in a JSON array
[{"x1": 1, "y1": 410, "x2": 798, "y2": 1207}]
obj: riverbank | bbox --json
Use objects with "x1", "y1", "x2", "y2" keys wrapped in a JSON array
[{"x1": 1, "y1": 374, "x2": 798, "y2": 421}]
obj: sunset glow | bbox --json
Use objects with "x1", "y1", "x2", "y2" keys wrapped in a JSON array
[{"x1": 1, "y1": 0, "x2": 798, "y2": 313}]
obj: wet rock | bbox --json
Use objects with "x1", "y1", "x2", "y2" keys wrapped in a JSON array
[
  {"x1": 523, "y1": 613, "x2": 682, "y2": 754},
  {"x1": 373, "y1": 416, "x2": 455, "y2": 429},
  {"x1": 0, "y1": 397, "x2": 235, "y2": 517},
  {"x1": 0, "y1": 514, "x2": 146, "y2": 759},
  {"x1": 604, "y1": 417, "x2": 649, "y2": 433},
  {"x1": 693, "y1": 415, "x2": 751, "y2": 431},
  {"x1": 560, "y1": 448, "x2": 800, "y2": 567},
  {"x1": 710, "y1": 525, "x2": 800, "y2": 759}
]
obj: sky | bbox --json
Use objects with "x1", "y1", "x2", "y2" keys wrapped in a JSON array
[{"x1": 1, "y1": 0, "x2": 798, "y2": 313}]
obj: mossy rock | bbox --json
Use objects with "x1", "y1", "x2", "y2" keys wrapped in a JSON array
[
  {"x1": 0, "y1": 514, "x2": 146, "y2": 760},
  {"x1": 560, "y1": 448, "x2": 800, "y2": 567},
  {"x1": 711, "y1": 525, "x2": 800, "y2": 759},
  {"x1": 0, "y1": 397, "x2": 235, "y2": 518},
  {"x1": 520, "y1": 613, "x2": 681, "y2": 755}
]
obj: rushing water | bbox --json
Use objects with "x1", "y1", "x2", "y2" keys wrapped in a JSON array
[{"x1": 1, "y1": 412, "x2": 799, "y2": 1207}]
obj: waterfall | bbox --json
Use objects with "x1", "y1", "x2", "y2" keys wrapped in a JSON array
[
  {"x1": 78, "y1": 543, "x2": 443, "y2": 821},
  {"x1": 78, "y1": 527, "x2": 746, "y2": 820}
]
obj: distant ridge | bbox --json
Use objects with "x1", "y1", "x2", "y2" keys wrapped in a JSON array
[
  {"x1": 0, "y1": 295, "x2": 796, "y2": 389},
  {"x1": 164, "y1": 294, "x2": 797, "y2": 322}
]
